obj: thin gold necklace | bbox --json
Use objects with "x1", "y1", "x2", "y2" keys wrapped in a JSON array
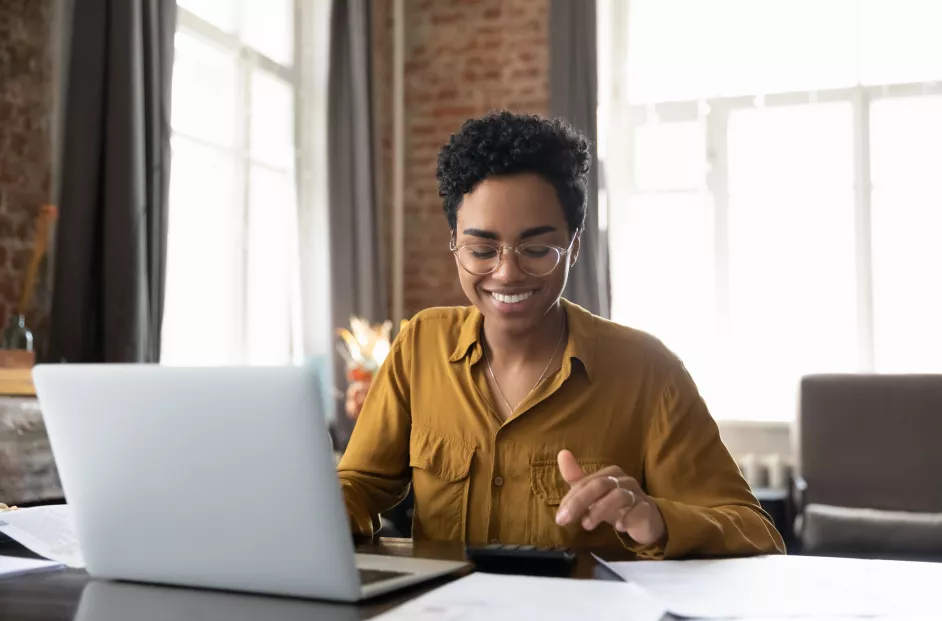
[{"x1": 484, "y1": 314, "x2": 567, "y2": 414}]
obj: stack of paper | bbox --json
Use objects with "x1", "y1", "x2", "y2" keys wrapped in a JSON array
[
  {"x1": 0, "y1": 505, "x2": 85, "y2": 568},
  {"x1": 597, "y1": 554, "x2": 940, "y2": 618},
  {"x1": 0, "y1": 555, "x2": 64, "y2": 579},
  {"x1": 371, "y1": 572, "x2": 667, "y2": 621}
]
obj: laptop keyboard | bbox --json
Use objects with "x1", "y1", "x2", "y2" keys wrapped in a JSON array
[{"x1": 359, "y1": 568, "x2": 411, "y2": 585}]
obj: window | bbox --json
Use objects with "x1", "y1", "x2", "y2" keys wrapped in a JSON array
[
  {"x1": 162, "y1": 1, "x2": 303, "y2": 365},
  {"x1": 599, "y1": 0, "x2": 942, "y2": 420}
]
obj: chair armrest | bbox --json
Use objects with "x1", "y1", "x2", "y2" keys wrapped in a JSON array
[
  {"x1": 789, "y1": 475, "x2": 808, "y2": 548},
  {"x1": 791, "y1": 474, "x2": 807, "y2": 514}
]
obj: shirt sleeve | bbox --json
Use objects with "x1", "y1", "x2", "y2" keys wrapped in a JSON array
[
  {"x1": 336, "y1": 328, "x2": 413, "y2": 537},
  {"x1": 618, "y1": 362, "x2": 787, "y2": 559}
]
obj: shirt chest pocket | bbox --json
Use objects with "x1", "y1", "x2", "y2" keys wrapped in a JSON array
[
  {"x1": 528, "y1": 459, "x2": 612, "y2": 547},
  {"x1": 409, "y1": 426, "x2": 475, "y2": 542}
]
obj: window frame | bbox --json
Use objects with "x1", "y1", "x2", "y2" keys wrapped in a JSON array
[
  {"x1": 167, "y1": 3, "x2": 305, "y2": 364},
  {"x1": 600, "y1": 0, "x2": 942, "y2": 419}
]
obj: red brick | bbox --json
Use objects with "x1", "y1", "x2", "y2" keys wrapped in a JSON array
[
  {"x1": 431, "y1": 12, "x2": 462, "y2": 26},
  {"x1": 11, "y1": 247, "x2": 32, "y2": 271},
  {"x1": 431, "y1": 105, "x2": 482, "y2": 118},
  {"x1": 0, "y1": 0, "x2": 54, "y2": 340}
]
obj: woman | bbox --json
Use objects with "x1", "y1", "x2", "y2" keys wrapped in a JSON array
[{"x1": 337, "y1": 111, "x2": 784, "y2": 558}]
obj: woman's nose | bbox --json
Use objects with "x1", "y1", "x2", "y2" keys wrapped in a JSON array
[{"x1": 491, "y1": 248, "x2": 527, "y2": 281}]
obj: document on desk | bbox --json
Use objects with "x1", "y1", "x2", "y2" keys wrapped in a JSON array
[
  {"x1": 372, "y1": 572, "x2": 667, "y2": 621},
  {"x1": 0, "y1": 504, "x2": 85, "y2": 568},
  {"x1": 0, "y1": 555, "x2": 64, "y2": 579},
  {"x1": 597, "y1": 554, "x2": 940, "y2": 618}
]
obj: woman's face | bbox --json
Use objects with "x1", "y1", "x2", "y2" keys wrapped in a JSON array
[{"x1": 453, "y1": 172, "x2": 579, "y2": 335}]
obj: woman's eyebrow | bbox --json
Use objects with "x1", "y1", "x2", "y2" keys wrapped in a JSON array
[
  {"x1": 519, "y1": 225, "x2": 557, "y2": 239},
  {"x1": 461, "y1": 225, "x2": 557, "y2": 241},
  {"x1": 462, "y1": 228, "x2": 499, "y2": 240}
]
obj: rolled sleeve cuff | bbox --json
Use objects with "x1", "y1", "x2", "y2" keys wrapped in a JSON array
[
  {"x1": 615, "y1": 496, "x2": 696, "y2": 559},
  {"x1": 340, "y1": 481, "x2": 378, "y2": 537}
]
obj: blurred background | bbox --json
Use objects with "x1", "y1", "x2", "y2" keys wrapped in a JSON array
[{"x1": 1, "y1": 0, "x2": 941, "y2": 558}]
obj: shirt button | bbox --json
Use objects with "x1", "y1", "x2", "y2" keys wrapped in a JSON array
[{"x1": 494, "y1": 476, "x2": 504, "y2": 487}]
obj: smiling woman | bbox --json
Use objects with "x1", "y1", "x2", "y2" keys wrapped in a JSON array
[{"x1": 336, "y1": 111, "x2": 785, "y2": 558}]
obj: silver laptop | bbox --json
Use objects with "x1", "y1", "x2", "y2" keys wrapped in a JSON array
[{"x1": 33, "y1": 364, "x2": 466, "y2": 601}]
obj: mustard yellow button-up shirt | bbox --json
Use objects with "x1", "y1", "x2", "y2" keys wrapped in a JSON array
[{"x1": 338, "y1": 300, "x2": 785, "y2": 558}]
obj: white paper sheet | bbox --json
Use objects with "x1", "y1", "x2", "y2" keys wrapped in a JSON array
[
  {"x1": 598, "y1": 554, "x2": 940, "y2": 619},
  {"x1": 0, "y1": 505, "x2": 85, "y2": 568},
  {"x1": 371, "y1": 572, "x2": 667, "y2": 621},
  {"x1": 0, "y1": 555, "x2": 65, "y2": 579}
]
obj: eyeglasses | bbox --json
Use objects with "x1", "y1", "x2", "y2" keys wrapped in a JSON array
[{"x1": 449, "y1": 237, "x2": 575, "y2": 277}]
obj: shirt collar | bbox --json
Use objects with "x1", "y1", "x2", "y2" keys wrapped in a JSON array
[
  {"x1": 449, "y1": 306, "x2": 485, "y2": 365},
  {"x1": 448, "y1": 298, "x2": 596, "y2": 381},
  {"x1": 560, "y1": 298, "x2": 596, "y2": 382}
]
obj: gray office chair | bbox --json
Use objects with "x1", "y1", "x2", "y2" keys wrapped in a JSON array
[{"x1": 795, "y1": 374, "x2": 942, "y2": 561}]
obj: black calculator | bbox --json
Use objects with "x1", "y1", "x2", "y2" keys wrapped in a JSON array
[{"x1": 466, "y1": 543, "x2": 577, "y2": 577}]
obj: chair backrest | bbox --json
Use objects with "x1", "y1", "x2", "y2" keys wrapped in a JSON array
[{"x1": 799, "y1": 374, "x2": 942, "y2": 514}]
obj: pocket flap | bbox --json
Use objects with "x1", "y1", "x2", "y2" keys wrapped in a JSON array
[
  {"x1": 409, "y1": 426, "x2": 475, "y2": 482},
  {"x1": 530, "y1": 459, "x2": 606, "y2": 505}
]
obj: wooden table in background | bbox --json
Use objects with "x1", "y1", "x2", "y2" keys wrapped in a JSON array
[{"x1": 0, "y1": 369, "x2": 64, "y2": 506}]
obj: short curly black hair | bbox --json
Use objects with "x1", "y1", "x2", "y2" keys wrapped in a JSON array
[{"x1": 436, "y1": 111, "x2": 591, "y2": 235}]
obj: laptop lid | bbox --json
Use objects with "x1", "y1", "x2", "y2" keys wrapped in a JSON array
[{"x1": 33, "y1": 364, "x2": 362, "y2": 601}]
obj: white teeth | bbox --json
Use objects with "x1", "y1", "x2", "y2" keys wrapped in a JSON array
[{"x1": 491, "y1": 291, "x2": 533, "y2": 304}]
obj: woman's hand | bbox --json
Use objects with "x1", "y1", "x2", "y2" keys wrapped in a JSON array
[{"x1": 554, "y1": 450, "x2": 666, "y2": 546}]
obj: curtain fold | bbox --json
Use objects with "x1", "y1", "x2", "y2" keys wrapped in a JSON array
[
  {"x1": 48, "y1": 0, "x2": 175, "y2": 363},
  {"x1": 328, "y1": 0, "x2": 387, "y2": 439},
  {"x1": 549, "y1": 0, "x2": 610, "y2": 318}
]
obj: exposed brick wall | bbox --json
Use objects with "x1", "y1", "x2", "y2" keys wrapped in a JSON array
[
  {"x1": 373, "y1": 0, "x2": 550, "y2": 319},
  {"x1": 371, "y1": 0, "x2": 395, "y2": 315},
  {"x1": 0, "y1": 0, "x2": 55, "y2": 349}
]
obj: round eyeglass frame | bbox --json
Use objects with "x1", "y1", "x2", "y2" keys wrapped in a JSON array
[{"x1": 449, "y1": 236, "x2": 575, "y2": 277}]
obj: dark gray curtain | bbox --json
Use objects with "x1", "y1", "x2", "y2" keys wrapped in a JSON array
[
  {"x1": 550, "y1": 0, "x2": 610, "y2": 318},
  {"x1": 49, "y1": 0, "x2": 175, "y2": 363},
  {"x1": 328, "y1": 0, "x2": 386, "y2": 441}
]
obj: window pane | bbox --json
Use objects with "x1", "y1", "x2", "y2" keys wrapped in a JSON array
[
  {"x1": 633, "y1": 122, "x2": 706, "y2": 191},
  {"x1": 871, "y1": 194, "x2": 942, "y2": 373},
  {"x1": 724, "y1": 191, "x2": 859, "y2": 420},
  {"x1": 609, "y1": 192, "x2": 716, "y2": 395},
  {"x1": 177, "y1": 0, "x2": 238, "y2": 33},
  {"x1": 246, "y1": 166, "x2": 297, "y2": 365},
  {"x1": 162, "y1": 138, "x2": 243, "y2": 364},
  {"x1": 870, "y1": 96, "x2": 942, "y2": 189},
  {"x1": 172, "y1": 31, "x2": 239, "y2": 147},
  {"x1": 870, "y1": 95, "x2": 942, "y2": 372},
  {"x1": 250, "y1": 70, "x2": 295, "y2": 170},
  {"x1": 859, "y1": 0, "x2": 942, "y2": 86},
  {"x1": 242, "y1": 0, "x2": 294, "y2": 65},
  {"x1": 728, "y1": 103, "x2": 854, "y2": 191},
  {"x1": 627, "y1": 0, "x2": 857, "y2": 103},
  {"x1": 725, "y1": 103, "x2": 857, "y2": 420}
]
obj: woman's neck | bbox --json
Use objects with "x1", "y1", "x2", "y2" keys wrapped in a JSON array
[{"x1": 482, "y1": 303, "x2": 567, "y2": 369}]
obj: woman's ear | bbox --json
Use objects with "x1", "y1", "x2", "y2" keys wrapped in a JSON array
[{"x1": 569, "y1": 231, "x2": 581, "y2": 266}]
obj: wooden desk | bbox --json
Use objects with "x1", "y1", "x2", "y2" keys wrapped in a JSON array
[{"x1": 0, "y1": 538, "x2": 635, "y2": 621}]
